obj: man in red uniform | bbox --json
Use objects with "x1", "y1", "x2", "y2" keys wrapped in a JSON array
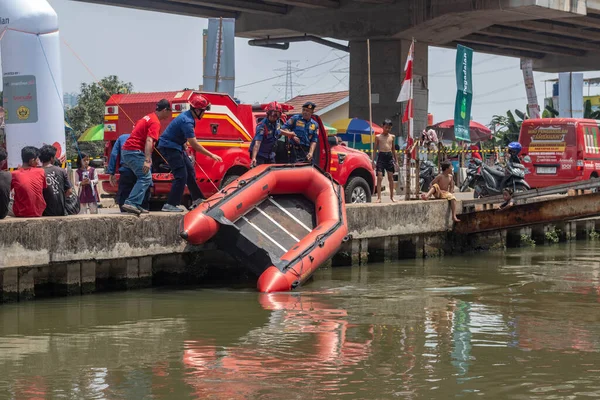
[
  {"x1": 121, "y1": 99, "x2": 171, "y2": 215},
  {"x1": 11, "y1": 146, "x2": 47, "y2": 218}
]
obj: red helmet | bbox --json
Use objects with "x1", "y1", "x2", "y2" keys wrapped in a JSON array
[
  {"x1": 189, "y1": 94, "x2": 210, "y2": 110},
  {"x1": 265, "y1": 101, "x2": 283, "y2": 115}
]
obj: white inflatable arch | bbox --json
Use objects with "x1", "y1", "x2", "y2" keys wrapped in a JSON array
[{"x1": 0, "y1": 0, "x2": 66, "y2": 168}]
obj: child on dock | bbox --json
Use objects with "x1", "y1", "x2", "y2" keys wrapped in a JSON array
[
  {"x1": 373, "y1": 119, "x2": 398, "y2": 203},
  {"x1": 420, "y1": 162, "x2": 460, "y2": 222},
  {"x1": 498, "y1": 188, "x2": 514, "y2": 211},
  {"x1": 74, "y1": 152, "x2": 99, "y2": 214}
]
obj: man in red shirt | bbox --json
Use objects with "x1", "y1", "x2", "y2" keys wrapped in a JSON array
[
  {"x1": 11, "y1": 146, "x2": 47, "y2": 218},
  {"x1": 121, "y1": 99, "x2": 171, "y2": 215},
  {"x1": 469, "y1": 145, "x2": 482, "y2": 161}
]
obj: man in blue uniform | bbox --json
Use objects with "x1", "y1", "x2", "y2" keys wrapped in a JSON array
[
  {"x1": 250, "y1": 101, "x2": 287, "y2": 167},
  {"x1": 281, "y1": 101, "x2": 319, "y2": 163},
  {"x1": 157, "y1": 93, "x2": 222, "y2": 212},
  {"x1": 107, "y1": 134, "x2": 152, "y2": 212}
]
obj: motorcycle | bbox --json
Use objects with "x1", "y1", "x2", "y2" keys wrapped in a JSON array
[
  {"x1": 460, "y1": 158, "x2": 482, "y2": 192},
  {"x1": 419, "y1": 160, "x2": 437, "y2": 192},
  {"x1": 473, "y1": 158, "x2": 530, "y2": 198}
]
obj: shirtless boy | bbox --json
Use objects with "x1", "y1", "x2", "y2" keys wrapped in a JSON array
[
  {"x1": 373, "y1": 119, "x2": 398, "y2": 202},
  {"x1": 420, "y1": 162, "x2": 460, "y2": 222}
]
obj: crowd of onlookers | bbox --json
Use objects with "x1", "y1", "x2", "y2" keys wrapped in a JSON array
[{"x1": 0, "y1": 145, "x2": 100, "y2": 220}]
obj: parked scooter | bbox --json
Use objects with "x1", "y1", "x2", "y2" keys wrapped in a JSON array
[
  {"x1": 472, "y1": 142, "x2": 530, "y2": 198},
  {"x1": 460, "y1": 158, "x2": 482, "y2": 192},
  {"x1": 419, "y1": 160, "x2": 437, "y2": 192}
]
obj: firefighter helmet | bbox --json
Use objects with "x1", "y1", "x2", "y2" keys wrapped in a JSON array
[
  {"x1": 265, "y1": 101, "x2": 283, "y2": 115},
  {"x1": 189, "y1": 94, "x2": 210, "y2": 110}
]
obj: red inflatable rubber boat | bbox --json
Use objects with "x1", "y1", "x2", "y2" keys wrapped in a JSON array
[{"x1": 179, "y1": 164, "x2": 348, "y2": 292}]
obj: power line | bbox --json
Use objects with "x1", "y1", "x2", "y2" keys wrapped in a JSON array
[
  {"x1": 296, "y1": 54, "x2": 348, "y2": 96},
  {"x1": 428, "y1": 55, "x2": 500, "y2": 76},
  {"x1": 430, "y1": 96, "x2": 527, "y2": 106},
  {"x1": 429, "y1": 80, "x2": 523, "y2": 105},
  {"x1": 430, "y1": 65, "x2": 515, "y2": 78},
  {"x1": 235, "y1": 55, "x2": 349, "y2": 89},
  {"x1": 274, "y1": 60, "x2": 303, "y2": 101},
  {"x1": 294, "y1": 49, "x2": 335, "y2": 80}
]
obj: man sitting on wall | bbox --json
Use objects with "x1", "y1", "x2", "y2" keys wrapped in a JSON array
[{"x1": 11, "y1": 146, "x2": 47, "y2": 218}]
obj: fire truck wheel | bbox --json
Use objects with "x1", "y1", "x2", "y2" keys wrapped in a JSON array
[
  {"x1": 344, "y1": 176, "x2": 372, "y2": 204},
  {"x1": 221, "y1": 174, "x2": 240, "y2": 189}
]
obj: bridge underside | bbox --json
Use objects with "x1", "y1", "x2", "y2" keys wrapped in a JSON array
[{"x1": 75, "y1": 0, "x2": 600, "y2": 72}]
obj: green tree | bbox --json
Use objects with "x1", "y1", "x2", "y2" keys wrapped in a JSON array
[
  {"x1": 488, "y1": 109, "x2": 527, "y2": 147},
  {"x1": 584, "y1": 99, "x2": 600, "y2": 119},
  {"x1": 65, "y1": 75, "x2": 133, "y2": 159}
]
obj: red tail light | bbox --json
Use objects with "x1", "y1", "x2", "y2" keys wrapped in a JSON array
[{"x1": 577, "y1": 160, "x2": 584, "y2": 172}]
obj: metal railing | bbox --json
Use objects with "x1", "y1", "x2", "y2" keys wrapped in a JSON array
[{"x1": 461, "y1": 179, "x2": 600, "y2": 211}]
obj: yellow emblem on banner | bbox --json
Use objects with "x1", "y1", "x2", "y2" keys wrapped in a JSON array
[{"x1": 17, "y1": 106, "x2": 30, "y2": 120}]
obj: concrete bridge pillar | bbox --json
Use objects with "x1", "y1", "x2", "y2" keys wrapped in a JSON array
[{"x1": 349, "y1": 40, "x2": 428, "y2": 140}]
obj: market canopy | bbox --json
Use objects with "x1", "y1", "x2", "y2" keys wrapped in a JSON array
[
  {"x1": 323, "y1": 123, "x2": 337, "y2": 136},
  {"x1": 331, "y1": 118, "x2": 383, "y2": 135},
  {"x1": 332, "y1": 118, "x2": 384, "y2": 151},
  {"x1": 428, "y1": 120, "x2": 492, "y2": 142},
  {"x1": 78, "y1": 124, "x2": 104, "y2": 142}
]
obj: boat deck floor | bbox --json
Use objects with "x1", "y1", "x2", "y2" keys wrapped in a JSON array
[{"x1": 233, "y1": 195, "x2": 316, "y2": 259}]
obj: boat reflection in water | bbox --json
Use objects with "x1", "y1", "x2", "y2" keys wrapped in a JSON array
[
  {"x1": 183, "y1": 293, "x2": 374, "y2": 398},
  {"x1": 4, "y1": 243, "x2": 600, "y2": 398}
]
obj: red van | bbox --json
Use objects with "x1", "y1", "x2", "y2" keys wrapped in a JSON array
[{"x1": 519, "y1": 118, "x2": 600, "y2": 188}]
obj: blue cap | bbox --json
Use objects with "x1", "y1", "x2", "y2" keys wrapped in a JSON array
[{"x1": 302, "y1": 102, "x2": 316, "y2": 111}]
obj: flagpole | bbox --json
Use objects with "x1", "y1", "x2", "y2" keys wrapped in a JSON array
[
  {"x1": 412, "y1": 41, "x2": 419, "y2": 200},
  {"x1": 367, "y1": 39, "x2": 374, "y2": 161},
  {"x1": 405, "y1": 116, "x2": 411, "y2": 201},
  {"x1": 404, "y1": 40, "x2": 414, "y2": 201}
]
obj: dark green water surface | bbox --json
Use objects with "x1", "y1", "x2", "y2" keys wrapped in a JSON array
[{"x1": 2, "y1": 241, "x2": 600, "y2": 399}]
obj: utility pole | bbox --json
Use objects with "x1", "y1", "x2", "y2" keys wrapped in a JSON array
[{"x1": 214, "y1": 17, "x2": 223, "y2": 93}]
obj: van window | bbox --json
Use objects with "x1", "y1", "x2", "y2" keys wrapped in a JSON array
[
  {"x1": 587, "y1": 126, "x2": 600, "y2": 154},
  {"x1": 584, "y1": 126, "x2": 599, "y2": 154}
]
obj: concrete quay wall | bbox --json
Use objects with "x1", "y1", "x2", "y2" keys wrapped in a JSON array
[{"x1": 0, "y1": 201, "x2": 598, "y2": 303}]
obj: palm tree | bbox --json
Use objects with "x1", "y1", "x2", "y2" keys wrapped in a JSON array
[{"x1": 488, "y1": 109, "x2": 527, "y2": 146}]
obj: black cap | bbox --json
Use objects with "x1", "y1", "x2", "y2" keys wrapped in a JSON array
[
  {"x1": 383, "y1": 119, "x2": 393, "y2": 126},
  {"x1": 302, "y1": 101, "x2": 316, "y2": 111},
  {"x1": 156, "y1": 99, "x2": 171, "y2": 111}
]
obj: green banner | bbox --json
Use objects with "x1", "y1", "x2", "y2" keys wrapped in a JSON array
[{"x1": 454, "y1": 45, "x2": 473, "y2": 142}]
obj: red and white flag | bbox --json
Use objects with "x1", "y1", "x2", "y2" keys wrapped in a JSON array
[{"x1": 397, "y1": 41, "x2": 414, "y2": 131}]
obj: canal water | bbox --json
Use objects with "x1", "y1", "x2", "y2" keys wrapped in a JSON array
[{"x1": 1, "y1": 241, "x2": 600, "y2": 399}]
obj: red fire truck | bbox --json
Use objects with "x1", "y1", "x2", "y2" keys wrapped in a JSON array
[{"x1": 99, "y1": 91, "x2": 375, "y2": 207}]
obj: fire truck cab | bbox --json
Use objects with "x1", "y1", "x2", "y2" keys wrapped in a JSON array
[{"x1": 99, "y1": 91, "x2": 375, "y2": 207}]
